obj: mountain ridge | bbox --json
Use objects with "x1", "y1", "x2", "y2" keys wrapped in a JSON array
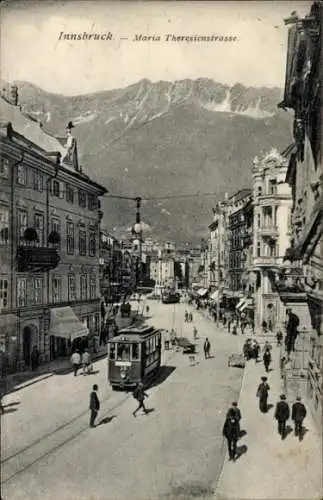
[{"x1": 1, "y1": 78, "x2": 293, "y2": 244}]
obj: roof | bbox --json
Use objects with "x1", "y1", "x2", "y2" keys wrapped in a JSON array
[
  {"x1": 229, "y1": 188, "x2": 252, "y2": 203},
  {"x1": 109, "y1": 325, "x2": 159, "y2": 343},
  {"x1": 0, "y1": 97, "x2": 66, "y2": 158}
]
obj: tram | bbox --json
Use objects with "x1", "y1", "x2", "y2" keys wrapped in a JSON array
[
  {"x1": 107, "y1": 325, "x2": 162, "y2": 390},
  {"x1": 161, "y1": 291, "x2": 180, "y2": 304}
]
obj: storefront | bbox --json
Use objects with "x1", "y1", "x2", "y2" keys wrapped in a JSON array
[{"x1": 49, "y1": 306, "x2": 89, "y2": 358}]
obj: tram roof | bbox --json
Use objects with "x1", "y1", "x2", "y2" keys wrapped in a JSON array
[{"x1": 108, "y1": 325, "x2": 160, "y2": 342}]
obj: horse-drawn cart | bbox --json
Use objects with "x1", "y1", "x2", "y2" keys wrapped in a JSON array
[
  {"x1": 228, "y1": 353, "x2": 245, "y2": 368},
  {"x1": 175, "y1": 337, "x2": 196, "y2": 354}
]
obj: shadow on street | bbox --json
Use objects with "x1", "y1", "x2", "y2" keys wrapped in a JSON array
[
  {"x1": 149, "y1": 365, "x2": 176, "y2": 389},
  {"x1": 235, "y1": 444, "x2": 248, "y2": 460},
  {"x1": 97, "y1": 415, "x2": 117, "y2": 426}
]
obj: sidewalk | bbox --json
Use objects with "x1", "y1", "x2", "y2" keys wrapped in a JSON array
[
  {"x1": 2, "y1": 313, "x2": 141, "y2": 394},
  {"x1": 215, "y1": 346, "x2": 322, "y2": 500}
]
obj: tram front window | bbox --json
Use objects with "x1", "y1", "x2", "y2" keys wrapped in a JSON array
[
  {"x1": 109, "y1": 343, "x2": 116, "y2": 360},
  {"x1": 116, "y1": 343, "x2": 130, "y2": 361},
  {"x1": 132, "y1": 343, "x2": 139, "y2": 360}
]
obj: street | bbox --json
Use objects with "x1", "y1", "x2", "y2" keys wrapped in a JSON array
[{"x1": 1, "y1": 301, "x2": 244, "y2": 500}]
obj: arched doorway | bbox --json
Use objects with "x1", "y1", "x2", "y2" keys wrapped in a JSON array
[{"x1": 23, "y1": 324, "x2": 38, "y2": 367}]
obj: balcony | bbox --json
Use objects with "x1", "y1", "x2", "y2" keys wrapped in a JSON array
[
  {"x1": 258, "y1": 225, "x2": 279, "y2": 238},
  {"x1": 16, "y1": 246, "x2": 60, "y2": 272}
]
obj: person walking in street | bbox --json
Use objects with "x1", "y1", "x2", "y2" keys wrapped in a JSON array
[
  {"x1": 292, "y1": 396, "x2": 307, "y2": 440},
  {"x1": 203, "y1": 338, "x2": 211, "y2": 359},
  {"x1": 256, "y1": 376, "x2": 270, "y2": 413},
  {"x1": 275, "y1": 394, "x2": 290, "y2": 439},
  {"x1": 263, "y1": 349, "x2": 271, "y2": 373},
  {"x1": 89, "y1": 384, "x2": 100, "y2": 428},
  {"x1": 82, "y1": 349, "x2": 91, "y2": 375},
  {"x1": 132, "y1": 382, "x2": 149, "y2": 417},
  {"x1": 276, "y1": 330, "x2": 283, "y2": 346},
  {"x1": 70, "y1": 350, "x2": 81, "y2": 376},
  {"x1": 30, "y1": 346, "x2": 40, "y2": 372},
  {"x1": 193, "y1": 326, "x2": 198, "y2": 340},
  {"x1": 226, "y1": 402, "x2": 242, "y2": 436},
  {"x1": 222, "y1": 408, "x2": 240, "y2": 461},
  {"x1": 184, "y1": 310, "x2": 188, "y2": 322}
]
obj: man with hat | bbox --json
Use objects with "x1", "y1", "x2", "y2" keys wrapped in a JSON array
[
  {"x1": 292, "y1": 396, "x2": 307, "y2": 439},
  {"x1": 256, "y1": 376, "x2": 270, "y2": 413},
  {"x1": 222, "y1": 408, "x2": 240, "y2": 462},
  {"x1": 274, "y1": 394, "x2": 290, "y2": 439},
  {"x1": 226, "y1": 402, "x2": 242, "y2": 435}
]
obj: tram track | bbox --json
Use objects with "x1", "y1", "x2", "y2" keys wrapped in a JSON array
[{"x1": 1, "y1": 346, "x2": 179, "y2": 485}]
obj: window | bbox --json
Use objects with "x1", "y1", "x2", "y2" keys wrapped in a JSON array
[
  {"x1": 32, "y1": 277, "x2": 43, "y2": 305},
  {"x1": 269, "y1": 179, "x2": 277, "y2": 195},
  {"x1": 89, "y1": 275, "x2": 96, "y2": 299},
  {"x1": 88, "y1": 194, "x2": 97, "y2": 211},
  {"x1": 80, "y1": 275, "x2": 87, "y2": 300},
  {"x1": 52, "y1": 277, "x2": 62, "y2": 304},
  {"x1": 116, "y1": 343, "x2": 130, "y2": 361},
  {"x1": 89, "y1": 231, "x2": 96, "y2": 257},
  {"x1": 78, "y1": 190, "x2": 86, "y2": 207},
  {"x1": 0, "y1": 278, "x2": 8, "y2": 309},
  {"x1": 34, "y1": 213, "x2": 44, "y2": 246},
  {"x1": 52, "y1": 180, "x2": 60, "y2": 197},
  {"x1": 257, "y1": 186, "x2": 262, "y2": 196},
  {"x1": 131, "y1": 344, "x2": 139, "y2": 360},
  {"x1": 68, "y1": 275, "x2": 76, "y2": 302},
  {"x1": 17, "y1": 209, "x2": 28, "y2": 244},
  {"x1": 0, "y1": 158, "x2": 9, "y2": 178},
  {"x1": 50, "y1": 217, "x2": 61, "y2": 249},
  {"x1": 66, "y1": 184, "x2": 74, "y2": 203},
  {"x1": 257, "y1": 213, "x2": 261, "y2": 227},
  {"x1": 257, "y1": 242, "x2": 261, "y2": 257},
  {"x1": 79, "y1": 230, "x2": 87, "y2": 255},
  {"x1": 66, "y1": 222, "x2": 74, "y2": 254},
  {"x1": 0, "y1": 207, "x2": 9, "y2": 244},
  {"x1": 17, "y1": 278, "x2": 27, "y2": 307},
  {"x1": 17, "y1": 165, "x2": 27, "y2": 185},
  {"x1": 33, "y1": 171, "x2": 43, "y2": 191},
  {"x1": 109, "y1": 343, "x2": 116, "y2": 360}
]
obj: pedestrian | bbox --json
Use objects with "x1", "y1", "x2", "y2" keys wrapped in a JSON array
[
  {"x1": 262, "y1": 320, "x2": 268, "y2": 333},
  {"x1": 132, "y1": 382, "x2": 149, "y2": 417},
  {"x1": 203, "y1": 338, "x2": 211, "y2": 359},
  {"x1": 89, "y1": 384, "x2": 100, "y2": 428},
  {"x1": 256, "y1": 376, "x2": 270, "y2": 413},
  {"x1": 250, "y1": 319, "x2": 255, "y2": 335},
  {"x1": 276, "y1": 330, "x2": 283, "y2": 346},
  {"x1": 226, "y1": 402, "x2": 242, "y2": 436},
  {"x1": 81, "y1": 349, "x2": 91, "y2": 375},
  {"x1": 286, "y1": 308, "x2": 300, "y2": 353},
  {"x1": 263, "y1": 349, "x2": 271, "y2": 373},
  {"x1": 222, "y1": 408, "x2": 240, "y2": 461},
  {"x1": 146, "y1": 305, "x2": 150, "y2": 314},
  {"x1": 184, "y1": 310, "x2": 188, "y2": 322},
  {"x1": 70, "y1": 349, "x2": 81, "y2": 376},
  {"x1": 193, "y1": 326, "x2": 198, "y2": 340},
  {"x1": 274, "y1": 394, "x2": 290, "y2": 439},
  {"x1": 254, "y1": 342, "x2": 260, "y2": 363},
  {"x1": 189, "y1": 312, "x2": 193, "y2": 322},
  {"x1": 292, "y1": 396, "x2": 307, "y2": 440},
  {"x1": 30, "y1": 346, "x2": 40, "y2": 372},
  {"x1": 263, "y1": 341, "x2": 272, "y2": 353}
]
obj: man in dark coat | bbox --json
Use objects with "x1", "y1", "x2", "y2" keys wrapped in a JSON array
[
  {"x1": 132, "y1": 382, "x2": 149, "y2": 417},
  {"x1": 222, "y1": 408, "x2": 240, "y2": 461},
  {"x1": 226, "y1": 402, "x2": 242, "y2": 436},
  {"x1": 203, "y1": 338, "x2": 211, "y2": 359},
  {"x1": 89, "y1": 384, "x2": 100, "y2": 428},
  {"x1": 263, "y1": 349, "x2": 271, "y2": 373},
  {"x1": 256, "y1": 376, "x2": 270, "y2": 413},
  {"x1": 286, "y1": 308, "x2": 300, "y2": 354},
  {"x1": 292, "y1": 396, "x2": 307, "y2": 439},
  {"x1": 275, "y1": 394, "x2": 290, "y2": 439}
]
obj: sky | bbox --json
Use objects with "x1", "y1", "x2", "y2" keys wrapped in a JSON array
[{"x1": 1, "y1": 0, "x2": 312, "y2": 95}]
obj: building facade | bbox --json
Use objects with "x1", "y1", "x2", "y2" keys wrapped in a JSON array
[
  {"x1": 251, "y1": 148, "x2": 293, "y2": 331},
  {"x1": 0, "y1": 96, "x2": 107, "y2": 372},
  {"x1": 149, "y1": 252, "x2": 175, "y2": 292},
  {"x1": 277, "y1": 1, "x2": 322, "y2": 431}
]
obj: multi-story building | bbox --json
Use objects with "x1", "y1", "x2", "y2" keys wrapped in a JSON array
[
  {"x1": 149, "y1": 251, "x2": 175, "y2": 293},
  {"x1": 228, "y1": 189, "x2": 252, "y2": 293},
  {"x1": 251, "y1": 148, "x2": 293, "y2": 331},
  {"x1": 99, "y1": 231, "x2": 123, "y2": 303},
  {"x1": 0, "y1": 95, "x2": 107, "y2": 371},
  {"x1": 207, "y1": 198, "x2": 230, "y2": 292},
  {"x1": 277, "y1": 1, "x2": 322, "y2": 431}
]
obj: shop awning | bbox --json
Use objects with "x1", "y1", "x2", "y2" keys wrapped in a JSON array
[
  {"x1": 197, "y1": 288, "x2": 208, "y2": 297},
  {"x1": 49, "y1": 307, "x2": 89, "y2": 341},
  {"x1": 240, "y1": 299, "x2": 254, "y2": 312},
  {"x1": 210, "y1": 290, "x2": 219, "y2": 301},
  {"x1": 236, "y1": 298, "x2": 247, "y2": 311}
]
